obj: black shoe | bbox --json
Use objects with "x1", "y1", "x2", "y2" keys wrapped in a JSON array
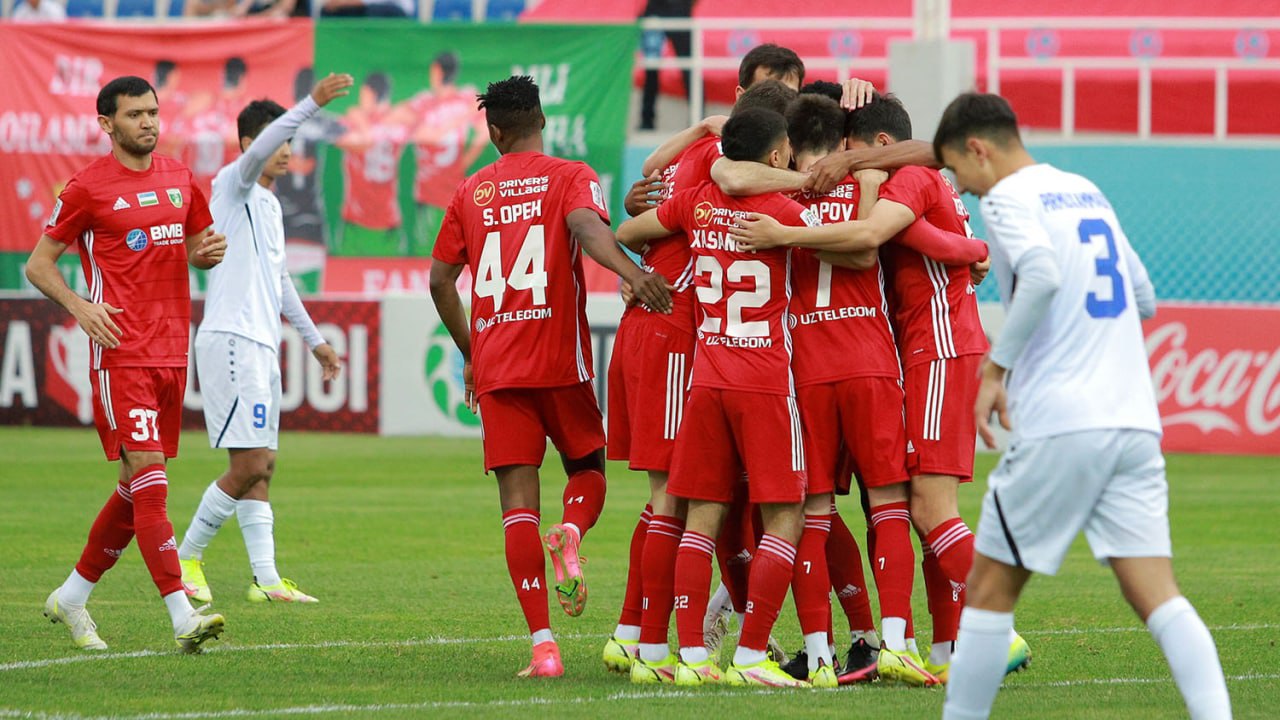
[
  {"x1": 837, "y1": 638, "x2": 879, "y2": 684},
  {"x1": 781, "y1": 648, "x2": 809, "y2": 680}
]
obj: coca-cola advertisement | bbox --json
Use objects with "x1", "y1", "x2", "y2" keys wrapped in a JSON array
[
  {"x1": 1146, "y1": 304, "x2": 1280, "y2": 455},
  {"x1": 0, "y1": 296, "x2": 379, "y2": 435}
]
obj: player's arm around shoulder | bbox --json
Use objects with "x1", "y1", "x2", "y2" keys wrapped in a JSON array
[
  {"x1": 711, "y1": 155, "x2": 806, "y2": 196},
  {"x1": 573, "y1": 208, "x2": 673, "y2": 314}
]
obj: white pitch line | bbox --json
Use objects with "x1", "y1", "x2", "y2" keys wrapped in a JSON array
[
  {"x1": 4, "y1": 623, "x2": 1274, "y2": 674},
  {"x1": 1021, "y1": 622, "x2": 1276, "y2": 637},
  {"x1": 1, "y1": 678, "x2": 1278, "y2": 720}
]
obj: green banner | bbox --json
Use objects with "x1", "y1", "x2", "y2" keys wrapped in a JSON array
[{"x1": 314, "y1": 22, "x2": 637, "y2": 258}]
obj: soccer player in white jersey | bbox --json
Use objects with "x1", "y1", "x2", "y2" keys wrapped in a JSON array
[
  {"x1": 933, "y1": 93, "x2": 1232, "y2": 720},
  {"x1": 177, "y1": 73, "x2": 354, "y2": 605}
]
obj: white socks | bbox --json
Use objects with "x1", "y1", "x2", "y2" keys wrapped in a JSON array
[
  {"x1": 882, "y1": 616, "x2": 908, "y2": 652},
  {"x1": 613, "y1": 624, "x2": 641, "y2": 642},
  {"x1": 178, "y1": 482, "x2": 238, "y2": 560},
  {"x1": 238, "y1": 500, "x2": 281, "y2": 587},
  {"x1": 639, "y1": 642, "x2": 670, "y2": 663},
  {"x1": 1147, "y1": 596, "x2": 1232, "y2": 720},
  {"x1": 680, "y1": 645, "x2": 710, "y2": 664},
  {"x1": 943, "y1": 607, "x2": 1014, "y2": 720},
  {"x1": 531, "y1": 628, "x2": 554, "y2": 646},
  {"x1": 804, "y1": 631, "x2": 833, "y2": 672},
  {"x1": 163, "y1": 590, "x2": 194, "y2": 630},
  {"x1": 59, "y1": 570, "x2": 96, "y2": 607}
]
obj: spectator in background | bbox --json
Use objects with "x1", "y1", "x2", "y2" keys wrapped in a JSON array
[
  {"x1": 639, "y1": 0, "x2": 695, "y2": 131},
  {"x1": 13, "y1": 0, "x2": 67, "y2": 20},
  {"x1": 184, "y1": 0, "x2": 307, "y2": 17},
  {"x1": 320, "y1": 0, "x2": 410, "y2": 17}
]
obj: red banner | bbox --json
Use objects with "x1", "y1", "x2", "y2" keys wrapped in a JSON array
[
  {"x1": 0, "y1": 296, "x2": 378, "y2": 438},
  {"x1": 1145, "y1": 304, "x2": 1280, "y2": 455},
  {"x1": 0, "y1": 20, "x2": 313, "y2": 253}
]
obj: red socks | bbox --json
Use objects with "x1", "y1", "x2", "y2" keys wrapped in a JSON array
[
  {"x1": 869, "y1": 501, "x2": 915, "y2": 623},
  {"x1": 74, "y1": 481, "x2": 135, "y2": 583},
  {"x1": 640, "y1": 515, "x2": 685, "y2": 645},
  {"x1": 739, "y1": 534, "x2": 797, "y2": 652},
  {"x1": 827, "y1": 509, "x2": 876, "y2": 632},
  {"x1": 503, "y1": 508, "x2": 549, "y2": 635},
  {"x1": 673, "y1": 530, "x2": 715, "y2": 650},
  {"x1": 715, "y1": 490, "x2": 754, "y2": 613},
  {"x1": 617, "y1": 504, "x2": 653, "y2": 628},
  {"x1": 923, "y1": 517, "x2": 974, "y2": 645},
  {"x1": 793, "y1": 515, "x2": 832, "y2": 635},
  {"x1": 561, "y1": 469, "x2": 606, "y2": 537},
  {"x1": 128, "y1": 465, "x2": 182, "y2": 597}
]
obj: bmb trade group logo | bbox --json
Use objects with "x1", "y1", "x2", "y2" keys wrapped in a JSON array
[{"x1": 473, "y1": 181, "x2": 496, "y2": 207}]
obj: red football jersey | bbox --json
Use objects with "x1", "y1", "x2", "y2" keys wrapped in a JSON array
[
  {"x1": 407, "y1": 89, "x2": 484, "y2": 208},
  {"x1": 790, "y1": 177, "x2": 901, "y2": 385},
  {"x1": 668, "y1": 134, "x2": 721, "y2": 193},
  {"x1": 657, "y1": 182, "x2": 817, "y2": 396},
  {"x1": 44, "y1": 153, "x2": 213, "y2": 370},
  {"x1": 340, "y1": 108, "x2": 408, "y2": 230},
  {"x1": 625, "y1": 139, "x2": 709, "y2": 332},
  {"x1": 878, "y1": 166, "x2": 989, "y2": 369},
  {"x1": 433, "y1": 151, "x2": 609, "y2": 396}
]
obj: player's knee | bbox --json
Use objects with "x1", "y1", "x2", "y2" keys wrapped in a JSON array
[{"x1": 560, "y1": 448, "x2": 605, "y2": 476}]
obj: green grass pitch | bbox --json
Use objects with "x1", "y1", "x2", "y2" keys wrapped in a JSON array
[{"x1": 0, "y1": 427, "x2": 1275, "y2": 719}]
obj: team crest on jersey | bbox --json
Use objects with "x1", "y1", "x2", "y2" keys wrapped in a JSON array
[
  {"x1": 137, "y1": 191, "x2": 159, "y2": 207},
  {"x1": 473, "y1": 181, "x2": 496, "y2": 207},
  {"x1": 125, "y1": 228, "x2": 148, "y2": 252},
  {"x1": 693, "y1": 201, "x2": 715, "y2": 228},
  {"x1": 166, "y1": 188, "x2": 183, "y2": 208}
]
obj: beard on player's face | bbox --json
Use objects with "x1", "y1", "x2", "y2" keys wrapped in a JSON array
[{"x1": 114, "y1": 127, "x2": 157, "y2": 157}]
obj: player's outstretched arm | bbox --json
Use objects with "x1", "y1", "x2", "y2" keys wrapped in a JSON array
[
  {"x1": 615, "y1": 206, "x2": 673, "y2": 252},
  {"x1": 731, "y1": 198, "x2": 912, "y2": 253},
  {"x1": 803, "y1": 139, "x2": 939, "y2": 194},
  {"x1": 26, "y1": 235, "x2": 124, "y2": 349},
  {"x1": 710, "y1": 156, "x2": 806, "y2": 196},
  {"x1": 236, "y1": 73, "x2": 354, "y2": 188},
  {"x1": 572, "y1": 208, "x2": 673, "y2": 313},
  {"x1": 280, "y1": 272, "x2": 341, "y2": 381},
  {"x1": 896, "y1": 218, "x2": 989, "y2": 265},
  {"x1": 815, "y1": 249, "x2": 877, "y2": 270},
  {"x1": 642, "y1": 115, "x2": 728, "y2": 177},
  {"x1": 186, "y1": 226, "x2": 227, "y2": 269},
  {"x1": 624, "y1": 174, "x2": 665, "y2": 218}
]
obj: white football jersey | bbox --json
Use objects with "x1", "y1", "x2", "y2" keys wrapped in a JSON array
[
  {"x1": 981, "y1": 163, "x2": 1161, "y2": 440},
  {"x1": 200, "y1": 98, "x2": 320, "y2": 351}
]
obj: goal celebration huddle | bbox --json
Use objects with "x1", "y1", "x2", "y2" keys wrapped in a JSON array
[{"x1": 30, "y1": 41, "x2": 1231, "y2": 720}]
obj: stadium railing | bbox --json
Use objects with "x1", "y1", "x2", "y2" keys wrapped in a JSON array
[{"x1": 637, "y1": 15, "x2": 1280, "y2": 139}]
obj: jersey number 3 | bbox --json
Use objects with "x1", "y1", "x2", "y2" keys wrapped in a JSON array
[{"x1": 1078, "y1": 218, "x2": 1127, "y2": 319}]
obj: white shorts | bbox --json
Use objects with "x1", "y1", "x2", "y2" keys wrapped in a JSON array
[
  {"x1": 974, "y1": 429, "x2": 1171, "y2": 576},
  {"x1": 195, "y1": 331, "x2": 281, "y2": 450}
]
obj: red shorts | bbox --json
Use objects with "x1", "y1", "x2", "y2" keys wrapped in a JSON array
[
  {"x1": 477, "y1": 382, "x2": 606, "y2": 472},
  {"x1": 90, "y1": 366, "x2": 186, "y2": 461},
  {"x1": 799, "y1": 377, "x2": 910, "y2": 494},
  {"x1": 668, "y1": 387, "x2": 806, "y2": 505},
  {"x1": 903, "y1": 354, "x2": 981, "y2": 481},
  {"x1": 606, "y1": 313, "x2": 695, "y2": 472}
]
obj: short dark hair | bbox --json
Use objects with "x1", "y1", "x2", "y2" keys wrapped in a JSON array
[
  {"x1": 800, "y1": 80, "x2": 842, "y2": 104},
  {"x1": 434, "y1": 52, "x2": 460, "y2": 85},
  {"x1": 845, "y1": 92, "x2": 912, "y2": 145},
  {"x1": 97, "y1": 76, "x2": 156, "y2": 117},
  {"x1": 933, "y1": 92, "x2": 1022, "y2": 163},
  {"x1": 738, "y1": 43, "x2": 805, "y2": 89},
  {"x1": 786, "y1": 94, "x2": 845, "y2": 156},
  {"x1": 721, "y1": 108, "x2": 788, "y2": 163},
  {"x1": 237, "y1": 99, "x2": 287, "y2": 142},
  {"x1": 478, "y1": 75, "x2": 543, "y2": 138},
  {"x1": 365, "y1": 71, "x2": 391, "y2": 102},
  {"x1": 224, "y1": 57, "x2": 247, "y2": 88},
  {"x1": 732, "y1": 79, "x2": 798, "y2": 117}
]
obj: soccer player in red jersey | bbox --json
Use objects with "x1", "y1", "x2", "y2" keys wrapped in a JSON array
[
  {"x1": 429, "y1": 76, "x2": 671, "y2": 679},
  {"x1": 401, "y1": 52, "x2": 488, "y2": 255},
  {"x1": 26, "y1": 76, "x2": 229, "y2": 654},
  {"x1": 730, "y1": 94, "x2": 1031, "y2": 681},
  {"x1": 618, "y1": 107, "x2": 816, "y2": 688},
  {"x1": 334, "y1": 72, "x2": 409, "y2": 255}
]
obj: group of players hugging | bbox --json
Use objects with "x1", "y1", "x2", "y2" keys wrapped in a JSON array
[{"x1": 426, "y1": 43, "x2": 1028, "y2": 689}]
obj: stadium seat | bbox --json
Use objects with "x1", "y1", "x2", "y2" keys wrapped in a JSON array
[
  {"x1": 485, "y1": 0, "x2": 523, "y2": 21},
  {"x1": 116, "y1": 0, "x2": 157, "y2": 16},
  {"x1": 64, "y1": 0, "x2": 105, "y2": 16},
  {"x1": 432, "y1": 0, "x2": 470, "y2": 20},
  {"x1": 166, "y1": 0, "x2": 183, "y2": 14}
]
